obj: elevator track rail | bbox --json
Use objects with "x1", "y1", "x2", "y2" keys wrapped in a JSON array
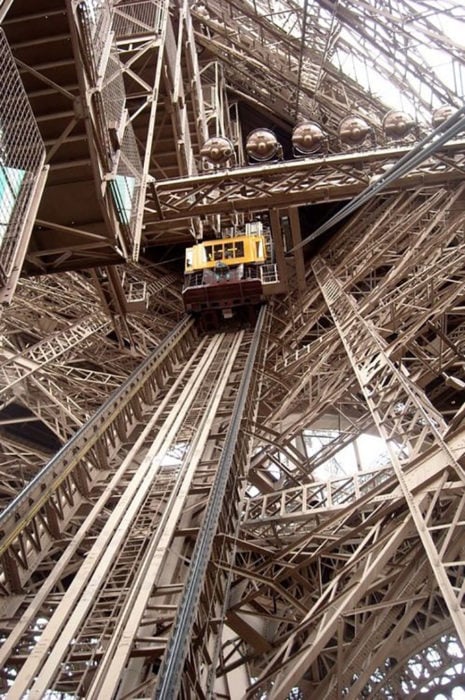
[{"x1": 0, "y1": 310, "x2": 268, "y2": 699}]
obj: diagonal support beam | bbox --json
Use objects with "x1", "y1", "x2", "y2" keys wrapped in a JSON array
[{"x1": 313, "y1": 255, "x2": 465, "y2": 648}]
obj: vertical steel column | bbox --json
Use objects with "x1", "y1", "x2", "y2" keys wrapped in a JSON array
[{"x1": 312, "y1": 255, "x2": 465, "y2": 647}]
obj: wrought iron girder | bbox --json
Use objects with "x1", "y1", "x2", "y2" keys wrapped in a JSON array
[
  {"x1": 370, "y1": 623, "x2": 461, "y2": 698},
  {"x1": 313, "y1": 256, "x2": 465, "y2": 648},
  {"x1": 262, "y1": 184, "x2": 465, "y2": 443},
  {"x1": 315, "y1": 549, "x2": 431, "y2": 698},
  {"x1": 0, "y1": 314, "x2": 110, "y2": 404},
  {"x1": 146, "y1": 141, "x2": 465, "y2": 229},
  {"x1": 191, "y1": 0, "x2": 384, "y2": 127},
  {"x1": 317, "y1": 0, "x2": 464, "y2": 112},
  {"x1": 246, "y1": 514, "x2": 414, "y2": 697},
  {"x1": 234, "y1": 429, "x2": 465, "y2": 697},
  {"x1": 242, "y1": 465, "x2": 394, "y2": 532},
  {"x1": 0, "y1": 318, "x2": 195, "y2": 598},
  {"x1": 0, "y1": 323, "x2": 267, "y2": 699}
]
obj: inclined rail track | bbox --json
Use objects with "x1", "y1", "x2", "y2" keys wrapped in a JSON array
[{"x1": 1, "y1": 317, "x2": 266, "y2": 699}]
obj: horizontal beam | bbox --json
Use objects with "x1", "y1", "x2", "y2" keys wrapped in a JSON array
[{"x1": 146, "y1": 140, "x2": 465, "y2": 228}]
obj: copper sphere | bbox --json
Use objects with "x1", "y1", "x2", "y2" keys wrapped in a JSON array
[
  {"x1": 246, "y1": 128, "x2": 280, "y2": 161},
  {"x1": 338, "y1": 115, "x2": 371, "y2": 146},
  {"x1": 292, "y1": 121, "x2": 326, "y2": 154},
  {"x1": 432, "y1": 105, "x2": 456, "y2": 129},
  {"x1": 200, "y1": 136, "x2": 234, "y2": 165},
  {"x1": 383, "y1": 110, "x2": 415, "y2": 139}
]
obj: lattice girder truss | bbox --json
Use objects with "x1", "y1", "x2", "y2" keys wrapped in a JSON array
[
  {"x1": 220, "y1": 182, "x2": 465, "y2": 695},
  {"x1": 190, "y1": 0, "x2": 462, "y2": 128},
  {"x1": 229, "y1": 419, "x2": 465, "y2": 698},
  {"x1": 0, "y1": 319, "x2": 195, "y2": 600},
  {"x1": 0, "y1": 314, "x2": 271, "y2": 699},
  {"x1": 145, "y1": 140, "x2": 465, "y2": 237},
  {"x1": 0, "y1": 265, "x2": 183, "y2": 515},
  {"x1": 314, "y1": 254, "x2": 465, "y2": 626},
  {"x1": 209, "y1": 0, "x2": 462, "y2": 121},
  {"x1": 255, "y1": 184, "x2": 465, "y2": 467},
  {"x1": 0, "y1": 1, "x2": 465, "y2": 696}
]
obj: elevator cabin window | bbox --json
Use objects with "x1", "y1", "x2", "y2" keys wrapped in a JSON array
[{"x1": 204, "y1": 241, "x2": 245, "y2": 262}]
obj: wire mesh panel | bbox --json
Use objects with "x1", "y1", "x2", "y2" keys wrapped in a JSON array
[
  {"x1": 92, "y1": 49, "x2": 127, "y2": 170},
  {"x1": 0, "y1": 29, "x2": 45, "y2": 285},
  {"x1": 72, "y1": 0, "x2": 170, "y2": 262},
  {"x1": 101, "y1": 53, "x2": 126, "y2": 129},
  {"x1": 77, "y1": 5, "x2": 141, "y2": 240},
  {"x1": 110, "y1": 122, "x2": 143, "y2": 245},
  {"x1": 76, "y1": 0, "x2": 113, "y2": 84},
  {"x1": 113, "y1": 0, "x2": 165, "y2": 38}
]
